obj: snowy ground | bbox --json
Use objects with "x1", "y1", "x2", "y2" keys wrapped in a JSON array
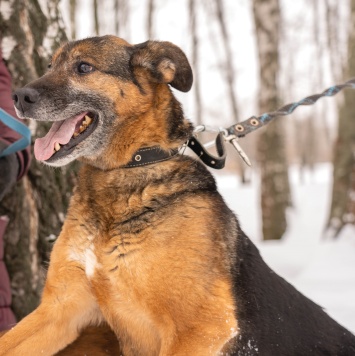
[{"x1": 214, "y1": 163, "x2": 355, "y2": 333}]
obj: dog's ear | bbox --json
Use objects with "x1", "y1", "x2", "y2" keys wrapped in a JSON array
[{"x1": 130, "y1": 41, "x2": 193, "y2": 92}]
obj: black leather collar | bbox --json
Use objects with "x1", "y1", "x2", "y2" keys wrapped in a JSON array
[
  {"x1": 123, "y1": 147, "x2": 179, "y2": 168},
  {"x1": 123, "y1": 132, "x2": 227, "y2": 169}
]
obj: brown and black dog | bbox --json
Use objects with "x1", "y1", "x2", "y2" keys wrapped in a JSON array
[{"x1": 0, "y1": 35, "x2": 354, "y2": 355}]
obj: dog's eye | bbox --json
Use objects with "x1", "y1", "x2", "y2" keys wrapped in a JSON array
[
  {"x1": 78, "y1": 63, "x2": 94, "y2": 74},
  {"x1": 47, "y1": 63, "x2": 52, "y2": 69}
]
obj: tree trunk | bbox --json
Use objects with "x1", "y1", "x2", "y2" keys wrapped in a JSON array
[
  {"x1": 252, "y1": 0, "x2": 290, "y2": 240},
  {"x1": 214, "y1": 0, "x2": 238, "y2": 121},
  {"x1": 0, "y1": 0, "x2": 78, "y2": 320},
  {"x1": 93, "y1": 0, "x2": 99, "y2": 35},
  {"x1": 327, "y1": 0, "x2": 355, "y2": 236},
  {"x1": 114, "y1": 0, "x2": 120, "y2": 35},
  {"x1": 114, "y1": 0, "x2": 130, "y2": 40},
  {"x1": 189, "y1": 0, "x2": 202, "y2": 125},
  {"x1": 147, "y1": 0, "x2": 155, "y2": 39},
  {"x1": 69, "y1": 0, "x2": 76, "y2": 40},
  {"x1": 214, "y1": 0, "x2": 247, "y2": 181},
  {"x1": 325, "y1": 0, "x2": 344, "y2": 83}
]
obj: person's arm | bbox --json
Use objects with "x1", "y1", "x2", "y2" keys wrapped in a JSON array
[
  {"x1": 0, "y1": 49, "x2": 31, "y2": 199},
  {"x1": 0, "y1": 216, "x2": 16, "y2": 331}
]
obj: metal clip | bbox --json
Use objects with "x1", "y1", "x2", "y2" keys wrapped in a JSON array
[
  {"x1": 193, "y1": 125, "x2": 222, "y2": 134},
  {"x1": 224, "y1": 134, "x2": 252, "y2": 167},
  {"x1": 194, "y1": 126, "x2": 228, "y2": 149},
  {"x1": 192, "y1": 125, "x2": 252, "y2": 167},
  {"x1": 193, "y1": 125, "x2": 206, "y2": 134}
]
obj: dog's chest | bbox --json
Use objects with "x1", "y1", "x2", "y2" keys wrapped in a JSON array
[
  {"x1": 66, "y1": 190, "x2": 153, "y2": 279},
  {"x1": 66, "y1": 217, "x2": 153, "y2": 284},
  {"x1": 65, "y1": 224, "x2": 169, "y2": 351},
  {"x1": 63, "y1": 185, "x2": 241, "y2": 355},
  {"x1": 68, "y1": 233, "x2": 100, "y2": 278}
]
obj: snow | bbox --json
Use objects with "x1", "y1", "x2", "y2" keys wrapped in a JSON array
[{"x1": 215, "y1": 163, "x2": 355, "y2": 333}]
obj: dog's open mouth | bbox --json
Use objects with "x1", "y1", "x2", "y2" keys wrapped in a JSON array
[{"x1": 34, "y1": 112, "x2": 99, "y2": 162}]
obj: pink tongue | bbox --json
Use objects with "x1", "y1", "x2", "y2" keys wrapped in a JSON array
[{"x1": 34, "y1": 112, "x2": 88, "y2": 161}]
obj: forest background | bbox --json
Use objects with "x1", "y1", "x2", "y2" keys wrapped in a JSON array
[{"x1": 0, "y1": 0, "x2": 354, "y2": 329}]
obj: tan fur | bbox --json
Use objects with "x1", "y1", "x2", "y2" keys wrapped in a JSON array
[
  {"x1": 1, "y1": 325, "x2": 121, "y2": 355},
  {"x1": 0, "y1": 36, "x2": 237, "y2": 355}
]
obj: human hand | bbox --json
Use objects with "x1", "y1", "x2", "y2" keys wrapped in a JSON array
[{"x1": 0, "y1": 141, "x2": 19, "y2": 201}]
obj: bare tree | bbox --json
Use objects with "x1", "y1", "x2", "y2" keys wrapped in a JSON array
[
  {"x1": 114, "y1": 0, "x2": 120, "y2": 35},
  {"x1": 69, "y1": 0, "x2": 76, "y2": 40},
  {"x1": 295, "y1": 0, "x2": 326, "y2": 180},
  {"x1": 312, "y1": 0, "x2": 331, "y2": 148},
  {"x1": 214, "y1": 0, "x2": 238, "y2": 121},
  {"x1": 147, "y1": 0, "x2": 155, "y2": 39},
  {"x1": 213, "y1": 0, "x2": 248, "y2": 180},
  {"x1": 325, "y1": 0, "x2": 344, "y2": 83},
  {"x1": 189, "y1": 0, "x2": 202, "y2": 125},
  {"x1": 0, "y1": 0, "x2": 77, "y2": 320},
  {"x1": 252, "y1": 0, "x2": 291, "y2": 240},
  {"x1": 327, "y1": 0, "x2": 355, "y2": 237},
  {"x1": 113, "y1": 0, "x2": 130, "y2": 40},
  {"x1": 94, "y1": 0, "x2": 99, "y2": 35}
]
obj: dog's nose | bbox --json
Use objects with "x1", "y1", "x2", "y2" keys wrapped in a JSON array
[{"x1": 12, "y1": 87, "x2": 40, "y2": 113}]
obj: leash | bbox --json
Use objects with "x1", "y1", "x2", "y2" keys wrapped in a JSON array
[
  {"x1": 0, "y1": 109, "x2": 31, "y2": 158},
  {"x1": 190, "y1": 78, "x2": 355, "y2": 169}
]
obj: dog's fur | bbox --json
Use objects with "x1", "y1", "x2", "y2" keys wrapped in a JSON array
[{"x1": 1, "y1": 35, "x2": 354, "y2": 355}]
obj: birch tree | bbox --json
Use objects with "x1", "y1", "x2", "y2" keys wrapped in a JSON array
[
  {"x1": 252, "y1": 0, "x2": 290, "y2": 240},
  {"x1": 0, "y1": 0, "x2": 76, "y2": 320},
  {"x1": 327, "y1": 0, "x2": 355, "y2": 236}
]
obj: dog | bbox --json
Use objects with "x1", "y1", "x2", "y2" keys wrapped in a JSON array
[{"x1": 0, "y1": 35, "x2": 354, "y2": 355}]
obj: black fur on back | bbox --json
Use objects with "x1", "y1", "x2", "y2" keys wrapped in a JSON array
[
  {"x1": 229, "y1": 226, "x2": 355, "y2": 355},
  {"x1": 168, "y1": 158, "x2": 355, "y2": 355}
]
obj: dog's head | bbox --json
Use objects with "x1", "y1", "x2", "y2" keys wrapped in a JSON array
[{"x1": 13, "y1": 36, "x2": 193, "y2": 168}]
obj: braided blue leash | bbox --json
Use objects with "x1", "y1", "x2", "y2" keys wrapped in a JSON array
[
  {"x1": 191, "y1": 78, "x2": 355, "y2": 167},
  {"x1": 227, "y1": 78, "x2": 355, "y2": 138},
  {"x1": 0, "y1": 108, "x2": 31, "y2": 157}
]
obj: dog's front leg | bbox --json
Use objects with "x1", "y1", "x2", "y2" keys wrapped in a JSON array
[{"x1": 0, "y1": 237, "x2": 102, "y2": 356}]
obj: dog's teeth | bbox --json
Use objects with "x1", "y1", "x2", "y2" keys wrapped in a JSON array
[
  {"x1": 54, "y1": 142, "x2": 61, "y2": 151},
  {"x1": 74, "y1": 116, "x2": 93, "y2": 137},
  {"x1": 84, "y1": 115, "x2": 93, "y2": 125}
]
